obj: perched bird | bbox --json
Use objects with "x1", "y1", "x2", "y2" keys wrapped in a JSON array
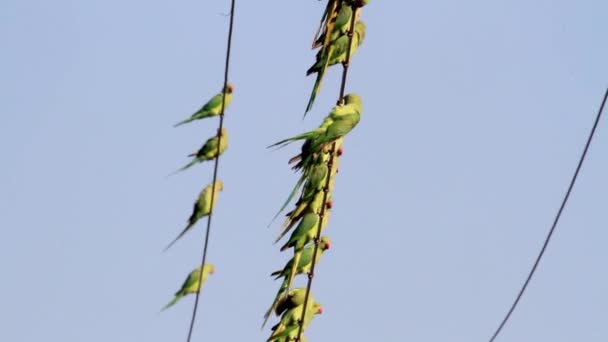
[
  {"x1": 171, "y1": 128, "x2": 228, "y2": 175},
  {"x1": 164, "y1": 180, "x2": 224, "y2": 251},
  {"x1": 305, "y1": 21, "x2": 366, "y2": 114},
  {"x1": 268, "y1": 301, "x2": 323, "y2": 341},
  {"x1": 279, "y1": 191, "x2": 329, "y2": 241},
  {"x1": 312, "y1": 1, "x2": 353, "y2": 49},
  {"x1": 272, "y1": 94, "x2": 362, "y2": 171},
  {"x1": 282, "y1": 212, "x2": 331, "y2": 293},
  {"x1": 268, "y1": 154, "x2": 329, "y2": 228},
  {"x1": 174, "y1": 83, "x2": 234, "y2": 127},
  {"x1": 279, "y1": 213, "x2": 320, "y2": 248},
  {"x1": 274, "y1": 288, "x2": 307, "y2": 317},
  {"x1": 311, "y1": 0, "x2": 345, "y2": 49},
  {"x1": 263, "y1": 237, "x2": 331, "y2": 327},
  {"x1": 161, "y1": 264, "x2": 215, "y2": 311},
  {"x1": 263, "y1": 288, "x2": 309, "y2": 328}
]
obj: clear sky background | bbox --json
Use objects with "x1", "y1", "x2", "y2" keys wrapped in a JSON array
[{"x1": 1, "y1": 1, "x2": 607, "y2": 341}]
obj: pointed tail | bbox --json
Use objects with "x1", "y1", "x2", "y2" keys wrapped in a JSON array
[
  {"x1": 173, "y1": 117, "x2": 194, "y2": 128},
  {"x1": 262, "y1": 277, "x2": 289, "y2": 328},
  {"x1": 267, "y1": 175, "x2": 306, "y2": 229},
  {"x1": 163, "y1": 224, "x2": 192, "y2": 252},
  {"x1": 304, "y1": 72, "x2": 324, "y2": 116},
  {"x1": 160, "y1": 294, "x2": 183, "y2": 311},
  {"x1": 167, "y1": 159, "x2": 199, "y2": 177}
]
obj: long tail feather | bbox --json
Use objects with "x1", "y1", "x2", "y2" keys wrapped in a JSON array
[
  {"x1": 173, "y1": 117, "x2": 194, "y2": 128},
  {"x1": 163, "y1": 224, "x2": 192, "y2": 252},
  {"x1": 167, "y1": 159, "x2": 199, "y2": 177},
  {"x1": 304, "y1": 72, "x2": 324, "y2": 116},
  {"x1": 160, "y1": 294, "x2": 183, "y2": 311},
  {"x1": 262, "y1": 278, "x2": 289, "y2": 328},
  {"x1": 286, "y1": 252, "x2": 302, "y2": 291},
  {"x1": 267, "y1": 175, "x2": 306, "y2": 229}
]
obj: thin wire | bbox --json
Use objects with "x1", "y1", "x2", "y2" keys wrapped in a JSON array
[
  {"x1": 185, "y1": 1, "x2": 236, "y2": 341},
  {"x1": 295, "y1": 5, "x2": 359, "y2": 342},
  {"x1": 488, "y1": 86, "x2": 607, "y2": 342}
]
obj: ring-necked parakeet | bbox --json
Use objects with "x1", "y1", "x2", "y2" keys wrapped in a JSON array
[
  {"x1": 272, "y1": 94, "x2": 362, "y2": 171},
  {"x1": 274, "y1": 288, "x2": 307, "y2": 317},
  {"x1": 312, "y1": 1, "x2": 353, "y2": 50},
  {"x1": 279, "y1": 190, "x2": 329, "y2": 241},
  {"x1": 268, "y1": 301, "x2": 322, "y2": 341},
  {"x1": 263, "y1": 288, "x2": 308, "y2": 328},
  {"x1": 164, "y1": 180, "x2": 224, "y2": 251},
  {"x1": 263, "y1": 237, "x2": 330, "y2": 327},
  {"x1": 282, "y1": 212, "x2": 331, "y2": 289},
  {"x1": 171, "y1": 128, "x2": 228, "y2": 175},
  {"x1": 268, "y1": 155, "x2": 329, "y2": 229},
  {"x1": 305, "y1": 21, "x2": 366, "y2": 114},
  {"x1": 174, "y1": 83, "x2": 234, "y2": 127},
  {"x1": 161, "y1": 264, "x2": 215, "y2": 311}
]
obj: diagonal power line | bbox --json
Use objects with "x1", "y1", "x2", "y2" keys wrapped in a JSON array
[
  {"x1": 488, "y1": 86, "x2": 607, "y2": 342},
  {"x1": 295, "y1": 4, "x2": 359, "y2": 342},
  {"x1": 185, "y1": 1, "x2": 236, "y2": 341}
]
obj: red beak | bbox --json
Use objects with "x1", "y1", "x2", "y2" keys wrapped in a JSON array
[
  {"x1": 318, "y1": 306, "x2": 323, "y2": 314},
  {"x1": 326, "y1": 200, "x2": 333, "y2": 209},
  {"x1": 324, "y1": 241, "x2": 331, "y2": 249}
]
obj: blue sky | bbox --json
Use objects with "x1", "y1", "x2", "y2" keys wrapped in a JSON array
[{"x1": 1, "y1": 1, "x2": 607, "y2": 341}]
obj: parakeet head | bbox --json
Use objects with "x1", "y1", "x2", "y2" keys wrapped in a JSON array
[
  {"x1": 343, "y1": 93, "x2": 362, "y2": 107},
  {"x1": 313, "y1": 302, "x2": 323, "y2": 315},
  {"x1": 224, "y1": 83, "x2": 234, "y2": 94},
  {"x1": 203, "y1": 263, "x2": 215, "y2": 274},
  {"x1": 319, "y1": 236, "x2": 331, "y2": 250},
  {"x1": 354, "y1": 20, "x2": 366, "y2": 42},
  {"x1": 213, "y1": 180, "x2": 224, "y2": 191}
]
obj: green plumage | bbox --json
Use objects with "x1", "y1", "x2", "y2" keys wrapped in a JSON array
[
  {"x1": 262, "y1": 237, "x2": 331, "y2": 328},
  {"x1": 268, "y1": 155, "x2": 328, "y2": 230},
  {"x1": 164, "y1": 180, "x2": 224, "y2": 251},
  {"x1": 312, "y1": 2, "x2": 353, "y2": 49},
  {"x1": 174, "y1": 83, "x2": 234, "y2": 127},
  {"x1": 267, "y1": 301, "x2": 322, "y2": 342},
  {"x1": 305, "y1": 21, "x2": 366, "y2": 114},
  {"x1": 171, "y1": 128, "x2": 228, "y2": 175},
  {"x1": 161, "y1": 264, "x2": 215, "y2": 311},
  {"x1": 271, "y1": 94, "x2": 362, "y2": 172}
]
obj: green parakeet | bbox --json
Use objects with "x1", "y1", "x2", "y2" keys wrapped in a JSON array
[
  {"x1": 263, "y1": 237, "x2": 331, "y2": 327},
  {"x1": 164, "y1": 180, "x2": 224, "y2": 251},
  {"x1": 174, "y1": 83, "x2": 234, "y2": 127},
  {"x1": 171, "y1": 128, "x2": 228, "y2": 175},
  {"x1": 268, "y1": 301, "x2": 322, "y2": 341},
  {"x1": 279, "y1": 191, "x2": 330, "y2": 241},
  {"x1": 279, "y1": 213, "x2": 320, "y2": 248},
  {"x1": 274, "y1": 288, "x2": 307, "y2": 317},
  {"x1": 272, "y1": 94, "x2": 362, "y2": 171},
  {"x1": 282, "y1": 212, "x2": 331, "y2": 291},
  {"x1": 268, "y1": 155, "x2": 329, "y2": 229},
  {"x1": 263, "y1": 288, "x2": 308, "y2": 328},
  {"x1": 161, "y1": 264, "x2": 215, "y2": 311},
  {"x1": 305, "y1": 21, "x2": 366, "y2": 114},
  {"x1": 312, "y1": 1, "x2": 353, "y2": 49}
]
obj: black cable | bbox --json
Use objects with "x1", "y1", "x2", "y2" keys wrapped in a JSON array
[
  {"x1": 295, "y1": 4, "x2": 359, "y2": 342},
  {"x1": 185, "y1": 1, "x2": 236, "y2": 341},
  {"x1": 488, "y1": 87, "x2": 607, "y2": 342}
]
